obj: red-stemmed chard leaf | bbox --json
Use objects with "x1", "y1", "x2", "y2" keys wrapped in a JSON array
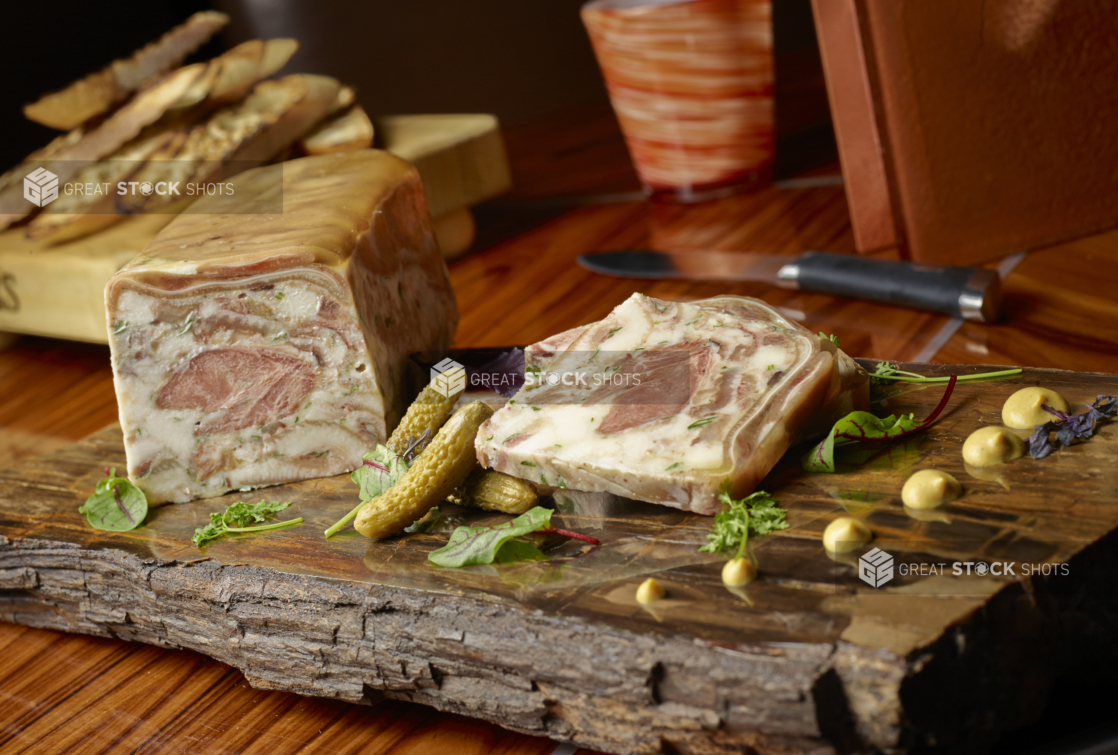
[{"x1": 803, "y1": 375, "x2": 957, "y2": 473}]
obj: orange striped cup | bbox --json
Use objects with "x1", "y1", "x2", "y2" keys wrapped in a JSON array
[{"x1": 581, "y1": 0, "x2": 773, "y2": 201}]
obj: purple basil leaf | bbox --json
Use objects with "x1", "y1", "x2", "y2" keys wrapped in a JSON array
[
  {"x1": 1041, "y1": 405, "x2": 1071, "y2": 423},
  {"x1": 1026, "y1": 424, "x2": 1057, "y2": 459},
  {"x1": 469, "y1": 348, "x2": 525, "y2": 398},
  {"x1": 1055, "y1": 425, "x2": 1078, "y2": 448}
]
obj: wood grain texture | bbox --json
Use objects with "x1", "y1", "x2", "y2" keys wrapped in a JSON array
[{"x1": 1, "y1": 105, "x2": 1118, "y2": 754}]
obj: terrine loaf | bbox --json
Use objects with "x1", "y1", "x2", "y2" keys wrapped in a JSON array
[
  {"x1": 106, "y1": 150, "x2": 458, "y2": 503},
  {"x1": 475, "y1": 293, "x2": 868, "y2": 514}
]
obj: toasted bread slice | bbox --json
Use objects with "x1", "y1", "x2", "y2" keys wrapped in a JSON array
[
  {"x1": 299, "y1": 104, "x2": 375, "y2": 155},
  {"x1": 0, "y1": 64, "x2": 204, "y2": 231},
  {"x1": 124, "y1": 74, "x2": 341, "y2": 210},
  {"x1": 23, "y1": 11, "x2": 229, "y2": 130},
  {"x1": 8, "y1": 42, "x2": 305, "y2": 234},
  {"x1": 172, "y1": 38, "x2": 299, "y2": 112},
  {"x1": 27, "y1": 75, "x2": 341, "y2": 242}
]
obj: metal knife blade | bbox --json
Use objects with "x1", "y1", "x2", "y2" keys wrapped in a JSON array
[{"x1": 577, "y1": 249, "x2": 1003, "y2": 322}]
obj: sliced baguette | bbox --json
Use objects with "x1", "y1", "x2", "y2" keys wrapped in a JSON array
[
  {"x1": 171, "y1": 38, "x2": 299, "y2": 112},
  {"x1": 0, "y1": 64, "x2": 205, "y2": 231},
  {"x1": 298, "y1": 104, "x2": 374, "y2": 155},
  {"x1": 23, "y1": 11, "x2": 229, "y2": 130},
  {"x1": 28, "y1": 75, "x2": 341, "y2": 241},
  {"x1": 7, "y1": 41, "x2": 303, "y2": 234}
]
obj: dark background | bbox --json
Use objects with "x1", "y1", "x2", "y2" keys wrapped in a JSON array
[{"x1": 0, "y1": 0, "x2": 832, "y2": 177}]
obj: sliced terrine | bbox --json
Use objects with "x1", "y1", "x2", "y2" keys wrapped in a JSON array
[{"x1": 475, "y1": 293, "x2": 868, "y2": 514}]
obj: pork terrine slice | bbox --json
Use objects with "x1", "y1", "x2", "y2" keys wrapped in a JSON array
[
  {"x1": 106, "y1": 150, "x2": 457, "y2": 503},
  {"x1": 475, "y1": 293, "x2": 868, "y2": 514}
]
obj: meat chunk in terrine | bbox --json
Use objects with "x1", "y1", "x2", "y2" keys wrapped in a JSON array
[
  {"x1": 475, "y1": 293, "x2": 868, "y2": 515},
  {"x1": 106, "y1": 150, "x2": 457, "y2": 503}
]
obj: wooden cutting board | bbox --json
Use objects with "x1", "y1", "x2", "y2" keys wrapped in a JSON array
[
  {"x1": 1, "y1": 361, "x2": 1116, "y2": 755},
  {"x1": 0, "y1": 113, "x2": 510, "y2": 344}
]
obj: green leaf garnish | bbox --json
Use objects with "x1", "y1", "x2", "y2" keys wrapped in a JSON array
[
  {"x1": 803, "y1": 375, "x2": 958, "y2": 473},
  {"x1": 352, "y1": 445, "x2": 408, "y2": 501},
  {"x1": 428, "y1": 507, "x2": 599, "y2": 568},
  {"x1": 325, "y1": 444, "x2": 409, "y2": 538},
  {"x1": 820, "y1": 332, "x2": 840, "y2": 347},
  {"x1": 79, "y1": 467, "x2": 148, "y2": 532},
  {"x1": 699, "y1": 481, "x2": 788, "y2": 561},
  {"x1": 191, "y1": 500, "x2": 301, "y2": 548},
  {"x1": 687, "y1": 415, "x2": 717, "y2": 429},
  {"x1": 493, "y1": 540, "x2": 547, "y2": 563},
  {"x1": 429, "y1": 507, "x2": 554, "y2": 567}
]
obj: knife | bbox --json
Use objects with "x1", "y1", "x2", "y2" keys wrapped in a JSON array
[{"x1": 577, "y1": 249, "x2": 1002, "y2": 322}]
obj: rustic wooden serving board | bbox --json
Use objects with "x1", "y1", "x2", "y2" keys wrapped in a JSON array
[
  {"x1": 1, "y1": 362, "x2": 1117, "y2": 755},
  {"x1": 0, "y1": 113, "x2": 510, "y2": 344}
]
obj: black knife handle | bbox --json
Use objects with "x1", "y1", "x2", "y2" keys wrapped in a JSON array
[{"x1": 787, "y1": 252, "x2": 1003, "y2": 322}]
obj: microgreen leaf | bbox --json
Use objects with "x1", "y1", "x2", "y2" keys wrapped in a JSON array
[
  {"x1": 429, "y1": 507, "x2": 554, "y2": 567},
  {"x1": 79, "y1": 467, "x2": 148, "y2": 532},
  {"x1": 191, "y1": 500, "x2": 301, "y2": 548},
  {"x1": 687, "y1": 415, "x2": 717, "y2": 429},
  {"x1": 428, "y1": 506, "x2": 599, "y2": 568},
  {"x1": 699, "y1": 481, "x2": 787, "y2": 561},
  {"x1": 819, "y1": 332, "x2": 840, "y2": 347},
  {"x1": 803, "y1": 375, "x2": 958, "y2": 473},
  {"x1": 352, "y1": 445, "x2": 409, "y2": 502},
  {"x1": 325, "y1": 445, "x2": 410, "y2": 538}
]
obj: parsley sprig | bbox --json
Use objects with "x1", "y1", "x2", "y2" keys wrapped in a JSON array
[
  {"x1": 192, "y1": 500, "x2": 302, "y2": 548},
  {"x1": 699, "y1": 481, "x2": 788, "y2": 561}
]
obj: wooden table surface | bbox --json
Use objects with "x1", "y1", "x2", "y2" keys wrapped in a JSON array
[{"x1": 2, "y1": 104, "x2": 1118, "y2": 754}]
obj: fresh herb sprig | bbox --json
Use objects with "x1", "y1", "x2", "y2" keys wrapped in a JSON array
[
  {"x1": 699, "y1": 481, "x2": 788, "y2": 561},
  {"x1": 803, "y1": 375, "x2": 958, "y2": 473},
  {"x1": 191, "y1": 500, "x2": 301, "y2": 548},
  {"x1": 1026, "y1": 395, "x2": 1116, "y2": 459},
  {"x1": 79, "y1": 467, "x2": 148, "y2": 532},
  {"x1": 871, "y1": 361, "x2": 1021, "y2": 385},
  {"x1": 819, "y1": 332, "x2": 841, "y2": 347}
]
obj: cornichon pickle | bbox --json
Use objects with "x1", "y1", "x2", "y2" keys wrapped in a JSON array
[
  {"x1": 452, "y1": 468, "x2": 538, "y2": 514},
  {"x1": 386, "y1": 379, "x2": 462, "y2": 457},
  {"x1": 355, "y1": 401, "x2": 494, "y2": 539}
]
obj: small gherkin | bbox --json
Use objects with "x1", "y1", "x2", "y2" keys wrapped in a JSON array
[
  {"x1": 386, "y1": 381, "x2": 461, "y2": 457},
  {"x1": 449, "y1": 468, "x2": 538, "y2": 515},
  {"x1": 356, "y1": 401, "x2": 493, "y2": 539}
]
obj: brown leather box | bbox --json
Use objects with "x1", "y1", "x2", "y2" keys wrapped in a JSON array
[{"x1": 812, "y1": 0, "x2": 1118, "y2": 265}]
